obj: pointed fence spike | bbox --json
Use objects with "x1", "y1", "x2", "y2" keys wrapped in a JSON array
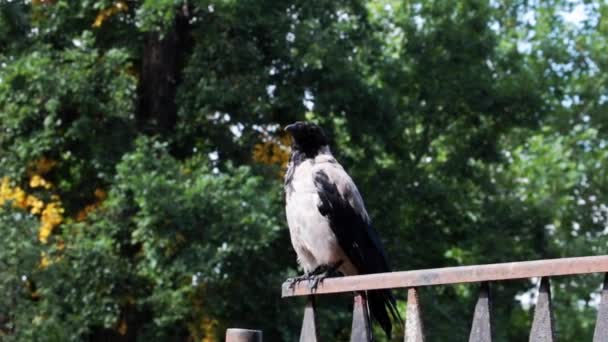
[
  {"x1": 593, "y1": 274, "x2": 608, "y2": 342},
  {"x1": 299, "y1": 297, "x2": 318, "y2": 342},
  {"x1": 529, "y1": 277, "x2": 556, "y2": 342},
  {"x1": 405, "y1": 287, "x2": 425, "y2": 342},
  {"x1": 468, "y1": 282, "x2": 493, "y2": 342},
  {"x1": 350, "y1": 293, "x2": 372, "y2": 342}
]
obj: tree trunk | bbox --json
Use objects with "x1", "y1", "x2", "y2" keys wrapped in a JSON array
[{"x1": 136, "y1": 9, "x2": 190, "y2": 135}]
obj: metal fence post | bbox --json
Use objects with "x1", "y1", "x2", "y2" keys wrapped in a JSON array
[
  {"x1": 226, "y1": 328, "x2": 263, "y2": 342},
  {"x1": 405, "y1": 287, "x2": 425, "y2": 342}
]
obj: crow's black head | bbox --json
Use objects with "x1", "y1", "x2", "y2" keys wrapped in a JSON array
[{"x1": 284, "y1": 121, "x2": 329, "y2": 155}]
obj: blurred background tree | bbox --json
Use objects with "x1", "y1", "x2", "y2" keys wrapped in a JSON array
[{"x1": 1, "y1": 0, "x2": 607, "y2": 341}]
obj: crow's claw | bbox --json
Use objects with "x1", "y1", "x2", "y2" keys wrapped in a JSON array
[
  {"x1": 309, "y1": 274, "x2": 327, "y2": 293},
  {"x1": 308, "y1": 261, "x2": 345, "y2": 292},
  {"x1": 287, "y1": 273, "x2": 313, "y2": 290},
  {"x1": 288, "y1": 261, "x2": 345, "y2": 291}
]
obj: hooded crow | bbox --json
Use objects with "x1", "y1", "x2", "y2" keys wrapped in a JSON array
[{"x1": 283, "y1": 121, "x2": 400, "y2": 338}]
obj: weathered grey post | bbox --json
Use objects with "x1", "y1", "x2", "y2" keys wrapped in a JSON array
[
  {"x1": 593, "y1": 274, "x2": 608, "y2": 342},
  {"x1": 529, "y1": 277, "x2": 555, "y2": 342},
  {"x1": 405, "y1": 287, "x2": 425, "y2": 342},
  {"x1": 300, "y1": 297, "x2": 318, "y2": 342},
  {"x1": 226, "y1": 328, "x2": 263, "y2": 342},
  {"x1": 350, "y1": 293, "x2": 372, "y2": 342},
  {"x1": 468, "y1": 282, "x2": 493, "y2": 342}
]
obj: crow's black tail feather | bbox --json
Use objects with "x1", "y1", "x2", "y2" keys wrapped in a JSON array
[{"x1": 367, "y1": 289, "x2": 401, "y2": 339}]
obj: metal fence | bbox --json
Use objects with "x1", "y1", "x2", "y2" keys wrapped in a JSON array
[{"x1": 279, "y1": 255, "x2": 608, "y2": 342}]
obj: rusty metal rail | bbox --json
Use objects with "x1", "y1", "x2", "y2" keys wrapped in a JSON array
[
  {"x1": 282, "y1": 255, "x2": 608, "y2": 297},
  {"x1": 281, "y1": 255, "x2": 608, "y2": 341}
]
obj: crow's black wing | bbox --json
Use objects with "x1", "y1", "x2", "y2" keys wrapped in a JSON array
[
  {"x1": 314, "y1": 169, "x2": 400, "y2": 337},
  {"x1": 314, "y1": 170, "x2": 390, "y2": 274}
]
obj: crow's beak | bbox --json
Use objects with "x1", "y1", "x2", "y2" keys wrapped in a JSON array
[{"x1": 284, "y1": 123, "x2": 297, "y2": 133}]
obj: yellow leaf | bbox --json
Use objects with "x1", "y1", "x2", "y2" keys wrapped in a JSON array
[
  {"x1": 39, "y1": 252, "x2": 51, "y2": 269},
  {"x1": 29, "y1": 174, "x2": 52, "y2": 189},
  {"x1": 94, "y1": 188, "x2": 107, "y2": 200},
  {"x1": 39, "y1": 201, "x2": 64, "y2": 243},
  {"x1": 27, "y1": 195, "x2": 44, "y2": 214},
  {"x1": 251, "y1": 130, "x2": 291, "y2": 177},
  {"x1": 117, "y1": 318, "x2": 128, "y2": 335},
  {"x1": 75, "y1": 188, "x2": 107, "y2": 221},
  {"x1": 93, "y1": 1, "x2": 128, "y2": 28},
  {"x1": 29, "y1": 157, "x2": 57, "y2": 175},
  {"x1": 1, "y1": 176, "x2": 65, "y2": 244}
]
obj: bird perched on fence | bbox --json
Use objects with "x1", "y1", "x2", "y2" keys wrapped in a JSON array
[{"x1": 283, "y1": 121, "x2": 400, "y2": 338}]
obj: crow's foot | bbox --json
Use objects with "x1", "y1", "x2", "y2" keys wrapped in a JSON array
[
  {"x1": 308, "y1": 261, "x2": 344, "y2": 292},
  {"x1": 287, "y1": 273, "x2": 315, "y2": 290},
  {"x1": 287, "y1": 261, "x2": 345, "y2": 291}
]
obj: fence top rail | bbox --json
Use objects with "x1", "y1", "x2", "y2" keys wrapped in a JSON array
[{"x1": 282, "y1": 255, "x2": 608, "y2": 297}]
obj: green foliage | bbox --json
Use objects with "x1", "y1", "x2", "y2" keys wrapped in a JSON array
[
  {"x1": 1, "y1": 0, "x2": 608, "y2": 341},
  {"x1": 1, "y1": 138, "x2": 291, "y2": 340}
]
